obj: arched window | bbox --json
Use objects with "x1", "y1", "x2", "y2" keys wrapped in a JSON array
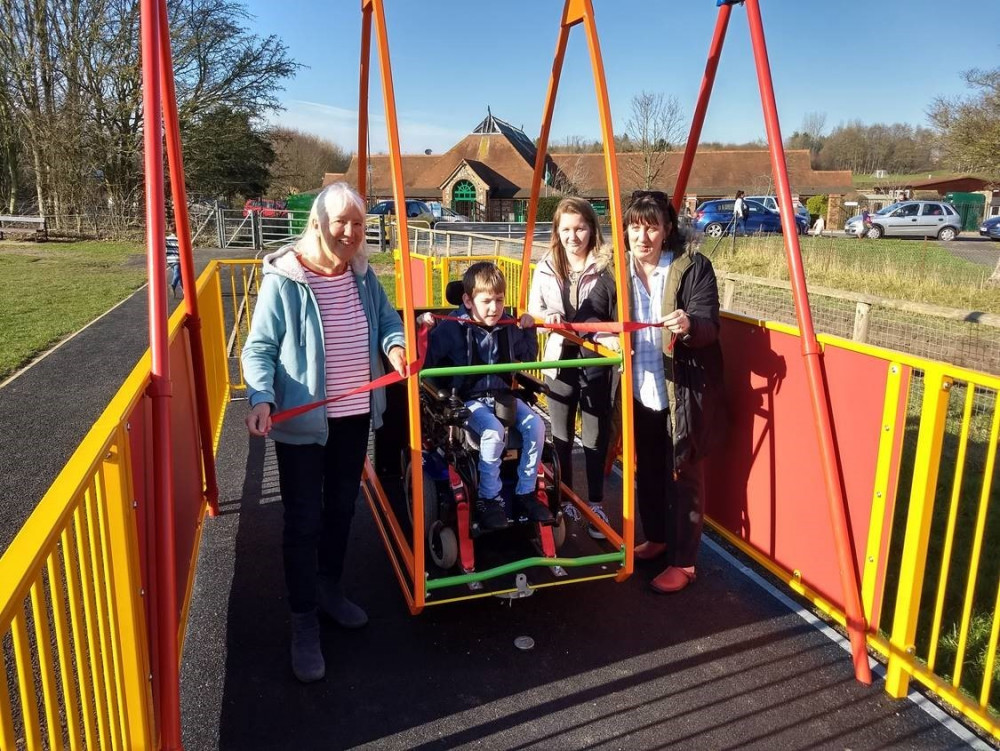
[{"x1": 452, "y1": 180, "x2": 477, "y2": 220}]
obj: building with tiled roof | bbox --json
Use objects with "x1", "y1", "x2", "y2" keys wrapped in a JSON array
[{"x1": 323, "y1": 111, "x2": 853, "y2": 221}]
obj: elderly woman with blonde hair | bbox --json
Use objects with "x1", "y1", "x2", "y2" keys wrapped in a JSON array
[{"x1": 242, "y1": 182, "x2": 406, "y2": 683}]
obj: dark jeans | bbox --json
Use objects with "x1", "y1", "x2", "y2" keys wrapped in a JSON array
[
  {"x1": 633, "y1": 399, "x2": 704, "y2": 567},
  {"x1": 274, "y1": 414, "x2": 371, "y2": 613},
  {"x1": 546, "y1": 351, "x2": 611, "y2": 504}
]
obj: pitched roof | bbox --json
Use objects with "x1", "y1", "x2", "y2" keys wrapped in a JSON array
[
  {"x1": 322, "y1": 113, "x2": 853, "y2": 198},
  {"x1": 551, "y1": 149, "x2": 852, "y2": 196}
]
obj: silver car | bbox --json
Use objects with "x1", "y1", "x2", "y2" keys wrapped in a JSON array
[{"x1": 845, "y1": 201, "x2": 962, "y2": 241}]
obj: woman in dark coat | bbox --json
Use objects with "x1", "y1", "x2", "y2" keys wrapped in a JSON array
[{"x1": 587, "y1": 190, "x2": 725, "y2": 593}]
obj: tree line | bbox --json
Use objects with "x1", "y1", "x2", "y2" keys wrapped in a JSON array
[{"x1": 0, "y1": 0, "x2": 353, "y2": 231}]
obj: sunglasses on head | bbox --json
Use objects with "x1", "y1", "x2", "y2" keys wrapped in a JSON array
[{"x1": 630, "y1": 190, "x2": 670, "y2": 202}]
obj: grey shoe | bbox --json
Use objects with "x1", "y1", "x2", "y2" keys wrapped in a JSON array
[
  {"x1": 317, "y1": 579, "x2": 369, "y2": 629},
  {"x1": 587, "y1": 504, "x2": 610, "y2": 540},
  {"x1": 290, "y1": 610, "x2": 325, "y2": 683}
]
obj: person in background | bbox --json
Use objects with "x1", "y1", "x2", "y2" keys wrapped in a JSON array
[
  {"x1": 242, "y1": 182, "x2": 407, "y2": 683},
  {"x1": 166, "y1": 231, "x2": 182, "y2": 298},
  {"x1": 527, "y1": 196, "x2": 615, "y2": 539},
  {"x1": 587, "y1": 190, "x2": 726, "y2": 593},
  {"x1": 811, "y1": 214, "x2": 826, "y2": 237},
  {"x1": 732, "y1": 190, "x2": 748, "y2": 235}
]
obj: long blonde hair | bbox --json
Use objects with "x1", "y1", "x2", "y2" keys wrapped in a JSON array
[{"x1": 549, "y1": 196, "x2": 604, "y2": 282}]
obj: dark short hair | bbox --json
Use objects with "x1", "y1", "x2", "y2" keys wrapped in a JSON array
[
  {"x1": 623, "y1": 191, "x2": 685, "y2": 254},
  {"x1": 463, "y1": 261, "x2": 506, "y2": 298}
]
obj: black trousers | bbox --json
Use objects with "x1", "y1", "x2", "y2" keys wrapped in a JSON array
[
  {"x1": 633, "y1": 399, "x2": 704, "y2": 568},
  {"x1": 546, "y1": 353, "x2": 611, "y2": 505},
  {"x1": 274, "y1": 414, "x2": 371, "y2": 614}
]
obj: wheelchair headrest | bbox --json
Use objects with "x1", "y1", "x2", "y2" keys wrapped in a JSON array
[{"x1": 445, "y1": 280, "x2": 464, "y2": 306}]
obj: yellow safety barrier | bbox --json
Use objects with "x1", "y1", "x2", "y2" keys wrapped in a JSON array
[{"x1": 0, "y1": 261, "x2": 238, "y2": 749}]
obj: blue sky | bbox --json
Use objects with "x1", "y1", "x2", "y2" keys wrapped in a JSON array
[{"x1": 244, "y1": 0, "x2": 999, "y2": 155}]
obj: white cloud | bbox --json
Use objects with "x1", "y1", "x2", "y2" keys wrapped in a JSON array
[{"x1": 269, "y1": 99, "x2": 468, "y2": 155}]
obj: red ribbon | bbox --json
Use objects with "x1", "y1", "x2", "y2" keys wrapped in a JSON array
[
  {"x1": 271, "y1": 312, "x2": 682, "y2": 424},
  {"x1": 271, "y1": 326, "x2": 429, "y2": 424},
  {"x1": 426, "y1": 314, "x2": 676, "y2": 351}
]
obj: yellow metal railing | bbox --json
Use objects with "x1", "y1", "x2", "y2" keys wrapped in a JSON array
[
  {"x1": 706, "y1": 315, "x2": 1000, "y2": 740},
  {"x1": 0, "y1": 261, "x2": 237, "y2": 749},
  {"x1": 0, "y1": 362, "x2": 154, "y2": 750}
]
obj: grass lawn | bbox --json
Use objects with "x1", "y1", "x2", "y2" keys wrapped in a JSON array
[
  {"x1": 0, "y1": 241, "x2": 146, "y2": 380},
  {"x1": 707, "y1": 233, "x2": 1000, "y2": 313}
]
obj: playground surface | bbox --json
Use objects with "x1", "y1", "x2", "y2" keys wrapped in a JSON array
[{"x1": 0, "y1": 249, "x2": 988, "y2": 750}]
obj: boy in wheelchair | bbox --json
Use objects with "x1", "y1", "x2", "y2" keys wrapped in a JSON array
[{"x1": 422, "y1": 261, "x2": 553, "y2": 531}]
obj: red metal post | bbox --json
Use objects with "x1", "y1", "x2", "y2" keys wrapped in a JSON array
[
  {"x1": 671, "y1": 3, "x2": 733, "y2": 213},
  {"x1": 140, "y1": 0, "x2": 184, "y2": 745},
  {"x1": 744, "y1": 0, "x2": 872, "y2": 685},
  {"x1": 357, "y1": 1, "x2": 373, "y2": 198},
  {"x1": 157, "y1": 0, "x2": 220, "y2": 517}
]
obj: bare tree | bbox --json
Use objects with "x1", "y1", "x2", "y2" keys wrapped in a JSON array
[
  {"x1": 928, "y1": 67, "x2": 1000, "y2": 282},
  {"x1": 269, "y1": 128, "x2": 351, "y2": 196},
  {"x1": 622, "y1": 91, "x2": 684, "y2": 189}
]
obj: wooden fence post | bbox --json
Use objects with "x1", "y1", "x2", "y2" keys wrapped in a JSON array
[{"x1": 853, "y1": 302, "x2": 872, "y2": 342}]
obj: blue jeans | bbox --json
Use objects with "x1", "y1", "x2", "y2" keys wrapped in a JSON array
[
  {"x1": 465, "y1": 397, "x2": 544, "y2": 499},
  {"x1": 168, "y1": 262, "x2": 181, "y2": 291}
]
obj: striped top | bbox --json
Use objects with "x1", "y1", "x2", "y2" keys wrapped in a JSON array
[{"x1": 304, "y1": 267, "x2": 371, "y2": 418}]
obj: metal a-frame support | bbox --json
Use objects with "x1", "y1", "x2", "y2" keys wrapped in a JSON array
[{"x1": 672, "y1": 0, "x2": 872, "y2": 686}]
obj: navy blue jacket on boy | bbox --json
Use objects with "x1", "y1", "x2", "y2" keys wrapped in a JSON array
[{"x1": 425, "y1": 307, "x2": 538, "y2": 400}]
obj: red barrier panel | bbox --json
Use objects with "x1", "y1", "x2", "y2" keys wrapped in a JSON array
[{"x1": 706, "y1": 318, "x2": 904, "y2": 614}]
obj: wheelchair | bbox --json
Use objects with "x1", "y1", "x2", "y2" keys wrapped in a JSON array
[{"x1": 403, "y1": 286, "x2": 566, "y2": 574}]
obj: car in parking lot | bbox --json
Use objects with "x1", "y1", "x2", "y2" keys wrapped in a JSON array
[
  {"x1": 692, "y1": 198, "x2": 808, "y2": 238},
  {"x1": 367, "y1": 199, "x2": 436, "y2": 224},
  {"x1": 745, "y1": 195, "x2": 811, "y2": 225},
  {"x1": 243, "y1": 198, "x2": 288, "y2": 218},
  {"x1": 979, "y1": 215, "x2": 1000, "y2": 241},
  {"x1": 844, "y1": 201, "x2": 962, "y2": 241},
  {"x1": 365, "y1": 199, "x2": 437, "y2": 245},
  {"x1": 426, "y1": 201, "x2": 468, "y2": 223}
]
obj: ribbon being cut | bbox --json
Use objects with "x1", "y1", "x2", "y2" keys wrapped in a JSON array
[{"x1": 270, "y1": 317, "x2": 669, "y2": 424}]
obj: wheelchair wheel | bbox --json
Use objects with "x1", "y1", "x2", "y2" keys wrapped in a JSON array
[
  {"x1": 552, "y1": 516, "x2": 566, "y2": 550},
  {"x1": 404, "y1": 463, "x2": 439, "y2": 535},
  {"x1": 543, "y1": 443, "x2": 562, "y2": 510},
  {"x1": 428, "y1": 520, "x2": 458, "y2": 569}
]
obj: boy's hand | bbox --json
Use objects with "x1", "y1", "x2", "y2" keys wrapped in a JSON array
[
  {"x1": 387, "y1": 346, "x2": 408, "y2": 376},
  {"x1": 417, "y1": 312, "x2": 436, "y2": 329},
  {"x1": 594, "y1": 333, "x2": 621, "y2": 352},
  {"x1": 518, "y1": 313, "x2": 535, "y2": 329},
  {"x1": 544, "y1": 312, "x2": 563, "y2": 325},
  {"x1": 246, "y1": 403, "x2": 272, "y2": 437}
]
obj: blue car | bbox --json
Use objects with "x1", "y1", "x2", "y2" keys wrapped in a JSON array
[
  {"x1": 979, "y1": 215, "x2": 1000, "y2": 241},
  {"x1": 693, "y1": 198, "x2": 808, "y2": 238}
]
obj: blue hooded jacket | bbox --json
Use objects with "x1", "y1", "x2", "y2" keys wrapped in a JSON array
[{"x1": 241, "y1": 244, "x2": 404, "y2": 444}]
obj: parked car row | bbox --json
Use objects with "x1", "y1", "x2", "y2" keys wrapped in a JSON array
[
  {"x1": 980, "y1": 215, "x2": 1000, "y2": 241},
  {"x1": 691, "y1": 198, "x2": 809, "y2": 238},
  {"x1": 844, "y1": 201, "x2": 962, "y2": 241}
]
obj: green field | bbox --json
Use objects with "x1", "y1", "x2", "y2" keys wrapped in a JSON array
[
  {"x1": 706, "y1": 233, "x2": 1000, "y2": 314},
  {"x1": 0, "y1": 241, "x2": 147, "y2": 380}
]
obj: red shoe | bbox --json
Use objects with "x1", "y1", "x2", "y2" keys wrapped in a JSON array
[
  {"x1": 651, "y1": 566, "x2": 696, "y2": 593},
  {"x1": 634, "y1": 541, "x2": 668, "y2": 561}
]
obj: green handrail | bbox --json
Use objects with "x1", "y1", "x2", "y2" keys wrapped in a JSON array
[
  {"x1": 419, "y1": 356, "x2": 620, "y2": 379},
  {"x1": 425, "y1": 551, "x2": 625, "y2": 592}
]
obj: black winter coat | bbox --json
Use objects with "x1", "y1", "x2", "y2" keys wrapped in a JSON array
[{"x1": 587, "y1": 249, "x2": 727, "y2": 469}]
